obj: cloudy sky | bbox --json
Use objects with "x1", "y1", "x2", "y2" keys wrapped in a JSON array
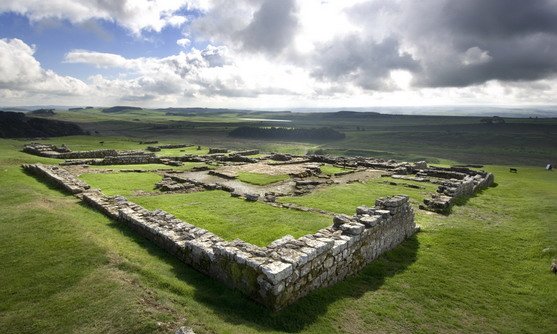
[{"x1": 1, "y1": 0, "x2": 557, "y2": 108}]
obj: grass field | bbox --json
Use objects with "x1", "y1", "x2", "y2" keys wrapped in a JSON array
[
  {"x1": 319, "y1": 164, "x2": 353, "y2": 176},
  {"x1": 279, "y1": 178, "x2": 439, "y2": 214},
  {"x1": 237, "y1": 172, "x2": 290, "y2": 185},
  {"x1": 80, "y1": 172, "x2": 162, "y2": 196},
  {"x1": 130, "y1": 191, "x2": 330, "y2": 246},
  {"x1": 1, "y1": 113, "x2": 556, "y2": 334}
]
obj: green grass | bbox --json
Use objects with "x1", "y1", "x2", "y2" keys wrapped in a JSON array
[
  {"x1": 93, "y1": 162, "x2": 213, "y2": 172},
  {"x1": 279, "y1": 178, "x2": 439, "y2": 214},
  {"x1": 237, "y1": 172, "x2": 290, "y2": 185},
  {"x1": 80, "y1": 172, "x2": 162, "y2": 196},
  {"x1": 130, "y1": 191, "x2": 330, "y2": 246},
  {"x1": 155, "y1": 146, "x2": 210, "y2": 157},
  {"x1": 1, "y1": 133, "x2": 556, "y2": 334},
  {"x1": 319, "y1": 164, "x2": 352, "y2": 176}
]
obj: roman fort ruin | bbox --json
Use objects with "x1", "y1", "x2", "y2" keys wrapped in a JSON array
[{"x1": 21, "y1": 142, "x2": 494, "y2": 310}]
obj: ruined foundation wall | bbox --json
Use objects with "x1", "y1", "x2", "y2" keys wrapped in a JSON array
[
  {"x1": 421, "y1": 168, "x2": 494, "y2": 213},
  {"x1": 23, "y1": 163, "x2": 416, "y2": 310}
]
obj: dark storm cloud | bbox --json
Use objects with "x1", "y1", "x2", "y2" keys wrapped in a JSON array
[
  {"x1": 311, "y1": 36, "x2": 418, "y2": 90},
  {"x1": 312, "y1": 0, "x2": 557, "y2": 90},
  {"x1": 443, "y1": 0, "x2": 557, "y2": 38},
  {"x1": 237, "y1": 0, "x2": 298, "y2": 55},
  {"x1": 407, "y1": 0, "x2": 557, "y2": 87}
]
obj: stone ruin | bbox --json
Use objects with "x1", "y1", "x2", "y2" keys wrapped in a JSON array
[
  {"x1": 23, "y1": 142, "x2": 495, "y2": 214},
  {"x1": 23, "y1": 143, "x2": 157, "y2": 164},
  {"x1": 23, "y1": 162, "x2": 416, "y2": 310}
]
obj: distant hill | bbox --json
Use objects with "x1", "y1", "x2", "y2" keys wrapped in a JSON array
[
  {"x1": 0, "y1": 111, "x2": 86, "y2": 138},
  {"x1": 102, "y1": 106, "x2": 143, "y2": 113},
  {"x1": 324, "y1": 111, "x2": 385, "y2": 118}
]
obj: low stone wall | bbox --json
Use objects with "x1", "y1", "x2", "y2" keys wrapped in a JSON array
[
  {"x1": 92, "y1": 155, "x2": 160, "y2": 165},
  {"x1": 235, "y1": 149, "x2": 260, "y2": 156},
  {"x1": 22, "y1": 163, "x2": 416, "y2": 310},
  {"x1": 208, "y1": 148, "x2": 228, "y2": 154},
  {"x1": 22, "y1": 163, "x2": 90, "y2": 194},
  {"x1": 23, "y1": 143, "x2": 156, "y2": 160},
  {"x1": 421, "y1": 168, "x2": 494, "y2": 213},
  {"x1": 147, "y1": 144, "x2": 192, "y2": 152}
]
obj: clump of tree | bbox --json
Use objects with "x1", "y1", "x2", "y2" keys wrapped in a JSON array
[
  {"x1": 102, "y1": 106, "x2": 143, "y2": 113},
  {"x1": 229, "y1": 126, "x2": 346, "y2": 141},
  {"x1": 480, "y1": 116, "x2": 506, "y2": 124},
  {"x1": 29, "y1": 108, "x2": 55, "y2": 116}
]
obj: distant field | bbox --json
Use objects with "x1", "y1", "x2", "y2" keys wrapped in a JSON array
[{"x1": 28, "y1": 108, "x2": 557, "y2": 165}]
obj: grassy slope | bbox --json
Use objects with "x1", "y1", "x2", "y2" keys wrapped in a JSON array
[
  {"x1": 1, "y1": 135, "x2": 556, "y2": 333},
  {"x1": 130, "y1": 191, "x2": 330, "y2": 246},
  {"x1": 236, "y1": 172, "x2": 290, "y2": 185}
]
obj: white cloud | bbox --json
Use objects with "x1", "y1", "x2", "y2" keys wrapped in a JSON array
[
  {"x1": 64, "y1": 50, "x2": 130, "y2": 68},
  {"x1": 0, "y1": 38, "x2": 88, "y2": 95},
  {"x1": 177, "y1": 37, "x2": 191, "y2": 48}
]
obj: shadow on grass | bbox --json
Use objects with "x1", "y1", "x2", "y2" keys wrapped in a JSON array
[
  {"x1": 195, "y1": 235, "x2": 420, "y2": 333},
  {"x1": 452, "y1": 183, "x2": 498, "y2": 208},
  {"x1": 84, "y1": 202, "x2": 419, "y2": 332},
  {"x1": 22, "y1": 167, "x2": 79, "y2": 196}
]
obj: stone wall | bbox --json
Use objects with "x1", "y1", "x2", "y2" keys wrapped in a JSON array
[
  {"x1": 23, "y1": 143, "x2": 155, "y2": 160},
  {"x1": 92, "y1": 154, "x2": 159, "y2": 165},
  {"x1": 22, "y1": 163, "x2": 416, "y2": 310}
]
